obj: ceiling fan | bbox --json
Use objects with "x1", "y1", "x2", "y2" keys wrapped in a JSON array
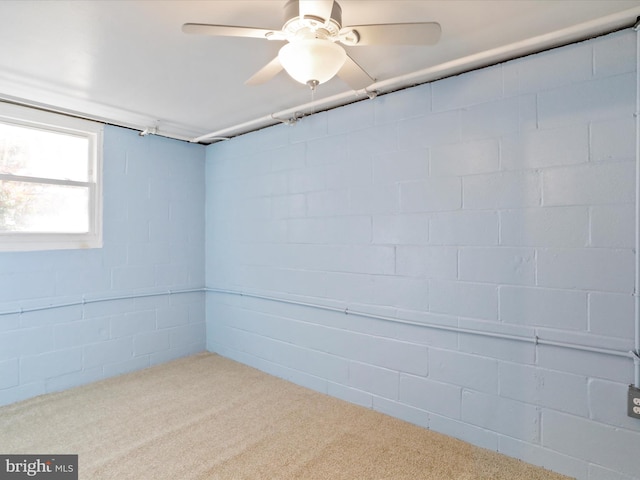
[{"x1": 182, "y1": 0, "x2": 441, "y2": 91}]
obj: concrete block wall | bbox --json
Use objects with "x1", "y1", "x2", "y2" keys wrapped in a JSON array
[
  {"x1": 205, "y1": 30, "x2": 640, "y2": 479},
  {"x1": 0, "y1": 125, "x2": 206, "y2": 406}
]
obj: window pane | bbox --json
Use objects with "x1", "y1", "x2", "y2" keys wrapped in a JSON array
[
  {"x1": 0, "y1": 122, "x2": 89, "y2": 182},
  {"x1": 0, "y1": 180, "x2": 89, "y2": 233}
]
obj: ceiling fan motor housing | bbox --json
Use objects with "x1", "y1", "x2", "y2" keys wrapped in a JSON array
[
  {"x1": 283, "y1": 0, "x2": 343, "y2": 39},
  {"x1": 182, "y1": 0, "x2": 440, "y2": 89}
]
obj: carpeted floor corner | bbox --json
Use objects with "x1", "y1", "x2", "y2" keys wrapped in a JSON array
[{"x1": 0, "y1": 352, "x2": 573, "y2": 479}]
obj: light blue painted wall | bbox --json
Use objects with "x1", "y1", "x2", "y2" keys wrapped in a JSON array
[
  {"x1": 0, "y1": 125, "x2": 206, "y2": 406},
  {"x1": 205, "y1": 30, "x2": 640, "y2": 480}
]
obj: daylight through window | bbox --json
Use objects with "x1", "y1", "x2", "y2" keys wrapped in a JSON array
[{"x1": 0, "y1": 103, "x2": 103, "y2": 251}]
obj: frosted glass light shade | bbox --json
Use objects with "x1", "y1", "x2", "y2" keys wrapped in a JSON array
[{"x1": 278, "y1": 39, "x2": 347, "y2": 86}]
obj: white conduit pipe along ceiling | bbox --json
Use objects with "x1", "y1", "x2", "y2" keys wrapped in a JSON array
[{"x1": 192, "y1": 8, "x2": 639, "y2": 143}]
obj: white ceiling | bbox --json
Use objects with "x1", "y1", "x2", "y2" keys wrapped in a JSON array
[{"x1": 1, "y1": 0, "x2": 639, "y2": 143}]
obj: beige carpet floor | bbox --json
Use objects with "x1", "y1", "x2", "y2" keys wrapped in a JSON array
[{"x1": 0, "y1": 352, "x2": 572, "y2": 479}]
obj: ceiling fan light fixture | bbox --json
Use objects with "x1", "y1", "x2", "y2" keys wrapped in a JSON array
[{"x1": 278, "y1": 38, "x2": 346, "y2": 87}]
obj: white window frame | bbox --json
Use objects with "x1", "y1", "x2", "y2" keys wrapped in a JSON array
[{"x1": 0, "y1": 103, "x2": 103, "y2": 252}]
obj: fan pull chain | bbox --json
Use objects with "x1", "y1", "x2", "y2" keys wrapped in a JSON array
[{"x1": 306, "y1": 79, "x2": 318, "y2": 115}]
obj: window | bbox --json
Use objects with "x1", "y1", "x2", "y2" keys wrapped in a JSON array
[{"x1": 0, "y1": 103, "x2": 103, "y2": 251}]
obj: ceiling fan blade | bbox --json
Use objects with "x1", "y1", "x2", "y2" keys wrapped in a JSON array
[
  {"x1": 245, "y1": 57, "x2": 284, "y2": 85},
  {"x1": 299, "y1": 0, "x2": 334, "y2": 21},
  {"x1": 182, "y1": 23, "x2": 279, "y2": 40},
  {"x1": 344, "y1": 22, "x2": 442, "y2": 46},
  {"x1": 337, "y1": 54, "x2": 374, "y2": 91}
]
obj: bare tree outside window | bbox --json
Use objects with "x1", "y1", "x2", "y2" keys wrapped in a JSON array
[
  {"x1": 0, "y1": 122, "x2": 91, "y2": 234},
  {"x1": 0, "y1": 103, "x2": 102, "y2": 251},
  {"x1": 0, "y1": 136, "x2": 36, "y2": 231}
]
